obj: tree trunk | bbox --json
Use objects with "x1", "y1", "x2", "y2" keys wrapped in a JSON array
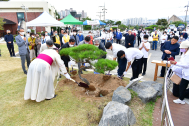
[{"x1": 78, "y1": 65, "x2": 92, "y2": 85}]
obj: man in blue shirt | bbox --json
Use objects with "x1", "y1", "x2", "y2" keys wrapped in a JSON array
[
  {"x1": 116, "y1": 29, "x2": 122, "y2": 44},
  {"x1": 77, "y1": 31, "x2": 84, "y2": 42},
  {"x1": 160, "y1": 36, "x2": 180, "y2": 77},
  {"x1": 4, "y1": 30, "x2": 15, "y2": 57}
]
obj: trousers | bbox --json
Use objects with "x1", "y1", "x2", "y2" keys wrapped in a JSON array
[
  {"x1": 138, "y1": 36, "x2": 141, "y2": 46},
  {"x1": 7, "y1": 45, "x2": 15, "y2": 56},
  {"x1": 179, "y1": 78, "x2": 189, "y2": 100},
  {"x1": 140, "y1": 57, "x2": 147, "y2": 74},
  {"x1": 30, "y1": 49, "x2": 36, "y2": 61},
  {"x1": 117, "y1": 57, "x2": 127, "y2": 76},
  {"x1": 152, "y1": 41, "x2": 158, "y2": 50},
  {"x1": 117, "y1": 39, "x2": 121, "y2": 44},
  {"x1": 20, "y1": 51, "x2": 30, "y2": 73},
  {"x1": 131, "y1": 58, "x2": 142, "y2": 80},
  {"x1": 173, "y1": 83, "x2": 189, "y2": 99}
]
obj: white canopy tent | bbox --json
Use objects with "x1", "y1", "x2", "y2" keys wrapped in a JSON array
[{"x1": 26, "y1": 11, "x2": 64, "y2": 27}]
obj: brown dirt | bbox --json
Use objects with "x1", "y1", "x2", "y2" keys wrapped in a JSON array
[
  {"x1": 70, "y1": 70, "x2": 77, "y2": 75},
  {"x1": 103, "y1": 75, "x2": 111, "y2": 81},
  {"x1": 59, "y1": 73, "x2": 127, "y2": 101}
]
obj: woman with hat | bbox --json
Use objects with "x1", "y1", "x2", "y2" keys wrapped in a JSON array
[{"x1": 170, "y1": 40, "x2": 189, "y2": 104}]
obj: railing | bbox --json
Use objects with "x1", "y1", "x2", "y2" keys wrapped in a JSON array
[{"x1": 161, "y1": 65, "x2": 174, "y2": 126}]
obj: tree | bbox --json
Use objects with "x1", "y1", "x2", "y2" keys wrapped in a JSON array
[
  {"x1": 55, "y1": 10, "x2": 60, "y2": 19},
  {"x1": 118, "y1": 24, "x2": 127, "y2": 31},
  {"x1": 0, "y1": 17, "x2": 5, "y2": 30},
  {"x1": 106, "y1": 20, "x2": 115, "y2": 26},
  {"x1": 156, "y1": 19, "x2": 168, "y2": 26},
  {"x1": 115, "y1": 21, "x2": 121, "y2": 26},
  {"x1": 0, "y1": 0, "x2": 10, "y2": 1},
  {"x1": 94, "y1": 59, "x2": 118, "y2": 74},
  {"x1": 134, "y1": 25, "x2": 140, "y2": 30},
  {"x1": 81, "y1": 17, "x2": 91, "y2": 22},
  {"x1": 59, "y1": 44, "x2": 109, "y2": 85},
  {"x1": 170, "y1": 21, "x2": 187, "y2": 27}
]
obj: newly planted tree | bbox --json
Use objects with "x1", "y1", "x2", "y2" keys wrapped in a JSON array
[
  {"x1": 59, "y1": 44, "x2": 107, "y2": 85},
  {"x1": 94, "y1": 59, "x2": 118, "y2": 80}
]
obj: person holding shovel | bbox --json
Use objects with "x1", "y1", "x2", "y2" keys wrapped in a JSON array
[{"x1": 24, "y1": 40, "x2": 71, "y2": 102}]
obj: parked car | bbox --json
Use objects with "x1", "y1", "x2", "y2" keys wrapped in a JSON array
[
  {"x1": 169, "y1": 24, "x2": 176, "y2": 30},
  {"x1": 177, "y1": 24, "x2": 185, "y2": 31}
]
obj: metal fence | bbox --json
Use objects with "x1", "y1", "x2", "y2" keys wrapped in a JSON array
[{"x1": 161, "y1": 66, "x2": 174, "y2": 126}]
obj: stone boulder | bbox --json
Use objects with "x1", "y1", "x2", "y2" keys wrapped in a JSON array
[
  {"x1": 129, "y1": 81, "x2": 163, "y2": 103},
  {"x1": 99, "y1": 101, "x2": 136, "y2": 126},
  {"x1": 112, "y1": 86, "x2": 131, "y2": 104}
]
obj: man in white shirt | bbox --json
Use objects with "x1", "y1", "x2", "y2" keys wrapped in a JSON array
[
  {"x1": 45, "y1": 31, "x2": 51, "y2": 40},
  {"x1": 101, "y1": 30, "x2": 106, "y2": 45},
  {"x1": 139, "y1": 35, "x2": 150, "y2": 76},
  {"x1": 105, "y1": 42, "x2": 127, "y2": 78},
  {"x1": 117, "y1": 48, "x2": 143, "y2": 81},
  {"x1": 161, "y1": 31, "x2": 168, "y2": 48}
]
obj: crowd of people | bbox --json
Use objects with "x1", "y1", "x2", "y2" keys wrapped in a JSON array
[{"x1": 3, "y1": 25, "x2": 189, "y2": 104}]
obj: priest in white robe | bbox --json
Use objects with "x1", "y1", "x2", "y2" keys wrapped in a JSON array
[{"x1": 24, "y1": 40, "x2": 71, "y2": 102}]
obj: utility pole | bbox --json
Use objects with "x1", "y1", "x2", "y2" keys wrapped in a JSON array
[
  {"x1": 185, "y1": 4, "x2": 189, "y2": 24},
  {"x1": 96, "y1": 12, "x2": 102, "y2": 20},
  {"x1": 99, "y1": 3, "x2": 107, "y2": 21}
]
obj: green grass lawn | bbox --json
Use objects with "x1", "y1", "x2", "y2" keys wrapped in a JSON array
[{"x1": 0, "y1": 43, "x2": 155, "y2": 126}]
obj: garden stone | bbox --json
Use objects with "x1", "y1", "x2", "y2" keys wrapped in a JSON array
[
  {"x1": 112, "y1": 86, "x2": 131, "y2": 104},
  {"x1": 138, "y1": 81, "x2": 163, "y2": 97},
  {"x1": 99, "y1": 101, "x2": 136, "y2": 126},
  {"x1": 138, "y1": 87, "x2": 158, "y2": 103},
  {"x1": 129, "y1": 81, "x2": 162, "y2": 103}
]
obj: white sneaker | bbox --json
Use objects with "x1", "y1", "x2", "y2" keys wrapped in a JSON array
[{"x1": 173, "y1": 99, "x2": 185, "y2": 104}]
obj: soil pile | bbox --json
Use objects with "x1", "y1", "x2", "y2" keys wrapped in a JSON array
[{"x1": 59, "y1": 74, "x2": 127, "y2": 99}]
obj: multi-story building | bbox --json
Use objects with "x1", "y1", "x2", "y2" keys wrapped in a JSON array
[{"x1": 0, "y1": 1, "x2": 56, "y2": 35}]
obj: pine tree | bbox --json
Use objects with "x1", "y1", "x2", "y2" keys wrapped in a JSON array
[{"x1": 60, "y1": 44, "x2": 118, "y2": 85}]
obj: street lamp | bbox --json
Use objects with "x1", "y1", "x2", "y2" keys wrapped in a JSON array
[{"x1": 21, "y1": 5, "x2": 28, "y2": 22}]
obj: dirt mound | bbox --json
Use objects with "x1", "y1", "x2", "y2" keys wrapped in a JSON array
[{"x1": 59, "y1": 74, "x2": 127, "y2": 99}]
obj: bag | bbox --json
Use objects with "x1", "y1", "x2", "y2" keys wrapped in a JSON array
[{"x1": 170, "y1": 74, "x2": 181, "y2": 85}]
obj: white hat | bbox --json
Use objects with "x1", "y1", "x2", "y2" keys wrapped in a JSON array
[{"x1": 180, "y1": 40, "x2": 189, "y2": 48}]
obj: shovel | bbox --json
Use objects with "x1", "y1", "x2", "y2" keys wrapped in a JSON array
[{"x1": 70, "y1": 78, "x2": 89, "y2": 88}]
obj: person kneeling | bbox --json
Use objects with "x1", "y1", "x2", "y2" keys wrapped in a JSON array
[{"x1": 24, "y1": 40, "x2": 71, "y2": 102}]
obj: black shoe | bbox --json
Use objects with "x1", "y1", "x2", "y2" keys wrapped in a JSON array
[
  {"x1": 24, "y1": 71, "x2": 27, "y2": 75},
  {"x1": 130, "y1": 77, "x2": 134, "y2": 81},
  {"x1": 46, "y1": 94, "x2": 57, "y2": 100},
  {"x1": 142, "y1": 73, "x2": 145, "y2": 76},
  {"x1": 159, "y1": 74, "x2": 164, "y2": 77},
  {"x1": 59, "y1": 75, "x2": 61, "y2": 78}
]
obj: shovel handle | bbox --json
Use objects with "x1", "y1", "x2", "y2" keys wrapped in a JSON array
[{"x1": 70, "y1": 78, "x2": 76, "y2": 82}]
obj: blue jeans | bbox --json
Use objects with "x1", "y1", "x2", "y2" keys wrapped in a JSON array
[
  {"x1": 117, "y1": 57, "x2": 127, "y2": 76},
  {"x1": 133, "y1": 40, "x2": 136, "y2": 46},
  {"x1": 101, "y1": 39, "x2": 105, "y2": 45},
  {"x1": 152, "y1": 41, "x2": 158, "y2": 50},
  {"x1": 111, "y1": 39, "x2": 113, "y2": 43}
]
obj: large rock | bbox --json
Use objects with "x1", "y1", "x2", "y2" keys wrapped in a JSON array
[
  {"x1": 112, "y1": 86, "x2": 131, "y2": 104},
  {"x1": 129, "y1": 81, "x2": 163, "y2": 103},
  {"x1": 99, "y1": 101, "x2": 136, "y2": 126}
]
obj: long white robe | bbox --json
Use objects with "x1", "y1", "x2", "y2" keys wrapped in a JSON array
[{"x1": 24, "y1": 49, "x2": 67, "y2": 102}]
